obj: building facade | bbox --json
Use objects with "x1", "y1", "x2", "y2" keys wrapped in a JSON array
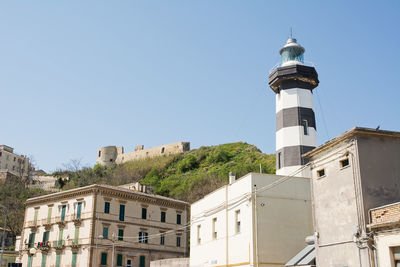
[
  {"x1": 18, "y1": 184, "x2": 189, "y2": 267},
  {"x1": 190, "y1": 173, "x2": 313, "y2": 267},
  {"x1": 269, "y1": 38, "x2": 319, "y2": 177},
  {"x1": 97, "y1": 142, "x2": 190, "y2": 167},
  {"x1": 368, "y1": 202, "x2": 400, "y2": 267},
  {"x1": 304, "y1": 127, "x2": 400, "y2": 267},
  {"x1": 0, "y1": 145, "x2": 32, "y2": 178}
]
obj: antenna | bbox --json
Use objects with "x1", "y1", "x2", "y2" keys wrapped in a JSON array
[{"x1": 290, "y1": 27, "x2": 293, "y2": 38}]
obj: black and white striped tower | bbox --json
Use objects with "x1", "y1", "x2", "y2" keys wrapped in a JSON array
[{"x1": 269, "y1": 38, "x2": 319, "y2": 177}]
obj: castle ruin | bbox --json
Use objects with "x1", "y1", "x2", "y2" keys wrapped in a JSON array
[{"x1": 96, "y1": 142, "x2": 190, "y2": 166}]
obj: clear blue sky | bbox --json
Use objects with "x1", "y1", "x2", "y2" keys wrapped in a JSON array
[{"x1": 1, "y1": 1, "x2": 399, "y2": 172}]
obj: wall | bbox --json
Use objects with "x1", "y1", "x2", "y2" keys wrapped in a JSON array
[
  {"x1": 97, "y1": 142, "x2": 190, "y2": 166},
  {"x1": 151, "y1": 257, "x2": 189, "y2": 267},
  {"x1": 309, "y1": 140, "x2": 371, "y2": 267},
  {"x1": 190, "y1": 173, "x2": 312, "y2": 267},
  {"x1": 357, "y1": 135, "x2": 400, "y2": 221}
]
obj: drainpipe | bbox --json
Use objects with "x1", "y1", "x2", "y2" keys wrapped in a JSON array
[
  {"x1": 225, "y1": 185, "x2": 229, "y2": 267},
  {"x1": 254, "y1": 185, "x2": 259, "y2": 267}
]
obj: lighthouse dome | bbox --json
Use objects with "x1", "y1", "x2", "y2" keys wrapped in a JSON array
[{"x1": 279, "y1": 38, "x2": 305, "y2": 66}]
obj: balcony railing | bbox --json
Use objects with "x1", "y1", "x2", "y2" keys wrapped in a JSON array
[
  {"x1": 41, "y1": 217, "x2": 55, "y2": 226},
  {"x1": 37, "y1": 241, "x2": 51, "y2": 251},
  {"x1": 52, "y1": 240, "x2": 65, "y2": 249}
]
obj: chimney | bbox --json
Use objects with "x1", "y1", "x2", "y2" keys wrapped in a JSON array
[{"x1": 229, "y1": 172, "x2": 236, "y2": 184}]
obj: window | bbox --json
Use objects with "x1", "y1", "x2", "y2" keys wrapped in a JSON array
[
  {"x1": 177, "y1": 214, "x2": 181, "y2": 225},
  {"x1": 142, "y1": 207, "x2": 147, "y2": 219},
  {"x1": 76, "y1": 202, "x2": 82, "y2": 219},
  {"x1": 117, "y1": 254, "x2": 123, "y2": 266},
  {"x1": 235, "y1": 210, "x2": 241, "y2": 234},
  {"x1": 340, "y1": 158, "x2": 350, "y2": 168},
  {"x1": 392, "y1": 247, "x2": 400, "y2": 267},
  {"x1": 103, "y1": 227, "x2": 109, "y2": 239},
  {"x1": 176, "y1": 236, "x2": 181, "y2": 247},
  {"x1": 12, "y1": 166, "x2": 15, "y2": 171},
  {"x1": 302, "y1": 119, "x2": 309, "y2": 135},
  {"x1": 212, "y1": 218, "x2": 217, "y2": 239},
  {"x1": 277, "y1": 152, "x2": 282, "y2": 169},
  {"x1": 60, "y1": 205, "x2": 66, "y2": 221},
  {"x1": 139, "y1": 256, "x2": 146, "y2": 267},
  {"x1": 118, "y1": 229, "x2": 124, "y2": 241},
  {"x1": 197, "y1": 225, "x2": 201, "y2": 244},
  {"x1": 98, "y1": 150, "x2": 101, "y2": 157},
  {"x1": 127, "y1": 259, "x2": 132, "y2": 267},
  {"x1": 41, "y1": 254, "x2": 47, "y2": 267},
  {"x1": 58, "y1": 229, "x2": 63, "y2": 246},
  {"x1": 72, "y1": 252, "x2": 77, "y2": 267},
  {"x1": 161, "y1": 211, "x2": 166, "y2": 222},
  {"x1": 13, "y1": 157, "x2": 16, "y2": 162},
  {"x1": 56, "y1": 253, "x2": 61, "y2": 267},
  {"x1": 0, "y1": 152, "x2": 2, "y2": 157},
  {"x1": 74, "y1": 227, "x2": 80, "y2": 244},
  {"x1": 110, "y1": 159, "x2": 113, "y2": 162},
  {"x1": 28, "y1": 232, "x2": 35, "y2": 248},
  {"x1": 101, "y1": 252, "x2": 107, "y2": 265},
  {"x1": 47, "y1": 206, "x2": 52, "y2": 224},
  {"x1": 139, "y1": 232, "x2": 148, "y2": 243},
  {"x1": 160, "y1": 234, "x2": 165, "y2": 245},
  {"x1": 161, "y1": 147, "x2": 165, "y2": 153},
  {"x1": 42, "y1": 231, "x2": 50, "y2": 244},
  {"x1": 317, "y1": 169, "x2": 326, "y2": 178},
  {"x1": 104, "y1": 202, "x2": 110, "y2": 214},
  {"x1": 119, "y1": 204, "x2": 125, "y2": 221}
]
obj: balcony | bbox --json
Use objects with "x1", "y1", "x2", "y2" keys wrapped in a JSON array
[
  {"x1": 41, "y1": 218, "x2": 55, "y2": 229},
  {"x1": 67, "y1": 238, "x2": 85, "y2": 249},
  {"x1": 37, "y1": 241, "x2": 51, "y2": 252},
  {"x1": 55, "y1": 216, "x2": 66, "y2": 228},
  {"x1": 52, "y1": 240, "x2": 65, "y2": 250},
  {"x1": 26, "y1": 221, "x2": 39, "y2": 231}
]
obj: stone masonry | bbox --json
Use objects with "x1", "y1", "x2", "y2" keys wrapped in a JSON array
[{"x1": 97, "y1": 142, "x2": 190, "y2": 166}]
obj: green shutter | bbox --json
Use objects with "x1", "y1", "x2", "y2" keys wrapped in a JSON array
[
  {"x1": 47, "y1": 206, "x2": 52, "y2": 223},
  {"x1": 56, "y1": 253, "x2": 61, "y2": 267},
  {"x1": 34, "y1": 209, "x2": 39, "y2": 224},
  {"x1": 41, "y1": 254, "x2": 47, "y2": 267},
  {"x1": 103, "y1": 227, "x2": 108, "y2": 239},
  {"x1": 61, "y1": 205, "x2": 66, "y2": 221},
  {"x1": 27, "y1": 255, "x2": 32, "y2": 267},
  {"x1": 161, "y1": 211, "x2": 166, "y2": 222},
  {"x1": 118, "y1": 229, "x2": 124, "y2": 241},
  {"x1": 142, "y1": 208, "x2": 147, "y2": 219},
  {"x1": 28, "y1": 232, "x2": 35, "y2": 248},
  {"x1": 117, "y1": 254, "x2": 123, "y2": 266},
  {"x1": 42, "y1": 231, "x2": 49, "y2": 243},
  {"x1": 76, "y1": 202, "x2": 82, "y2": 219},
  {"x1": 72, "y1": 252, "x2": 77, "y2": 267},
  {"x1": 119, "y1": 205, "x2": 125, "y2": 221},
  {"x1": 140, "y1": 256, "x2": 146, "y2": 267},
  {"x1": 74, "y1": 227, "x2": 80, "y2": 244},
  {"x1": 58, "y1": 229, "x2": 63, "y2": 246},
  {"x1": 101, "y1": 253, "x2": 107, "y2": 265}
]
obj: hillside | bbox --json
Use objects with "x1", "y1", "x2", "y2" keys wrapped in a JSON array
[{"x1": 56, "y1": 142, "x2": 276, "y2": 203}]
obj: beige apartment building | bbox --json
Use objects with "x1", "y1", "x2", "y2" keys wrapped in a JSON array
[
  {"x1": 18, "y1": 183, "x2": 189, "y2": 267},
  {"x1": 0, "y1": 145, "x2": 32, "y2": 177}
]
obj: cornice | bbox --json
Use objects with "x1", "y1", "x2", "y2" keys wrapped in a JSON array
[{"x1": 26, "y1": 184, "x2": 189, "y2": 209}]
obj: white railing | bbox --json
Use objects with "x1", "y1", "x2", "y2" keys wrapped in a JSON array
[{"x1": 268, "y1": 61, "x2": 315, "y2": 74}]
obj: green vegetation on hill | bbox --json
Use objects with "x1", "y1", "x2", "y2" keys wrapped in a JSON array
[{"x1": 57, "y1": 142, "x2": 275, "y2": 203}]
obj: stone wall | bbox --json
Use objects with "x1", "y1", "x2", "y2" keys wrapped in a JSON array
[{"x1": 97, "y1": 142, "x2": 190, "y2": 166}]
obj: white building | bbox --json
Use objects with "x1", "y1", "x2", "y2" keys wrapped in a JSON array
[{"x1": 190, "y1": 173, "x2": 313, "y2": 267}]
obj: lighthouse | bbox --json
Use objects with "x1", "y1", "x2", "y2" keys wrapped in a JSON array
[{"x1": 269, "y1": 38, "x2": 319, "y2": 177}]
